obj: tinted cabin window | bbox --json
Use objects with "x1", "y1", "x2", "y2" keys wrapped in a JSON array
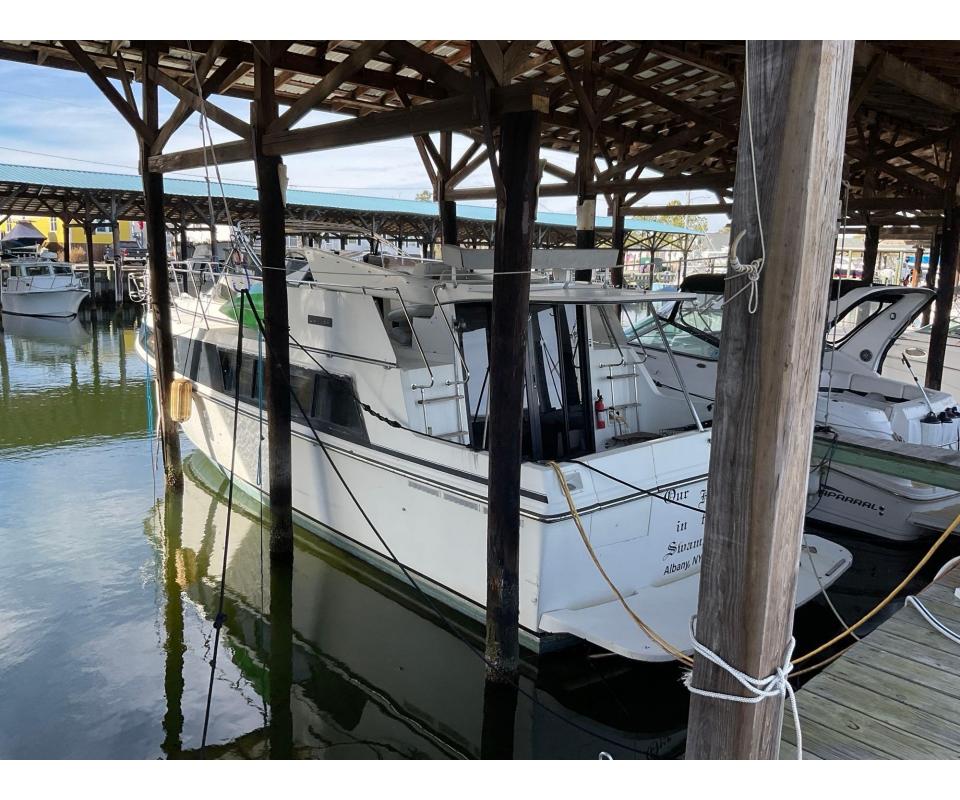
[
  {"x1": 316, "y1": 373, "x2": 364, "y2": 431},
  {"x1": 289, "y1": 367, "x2": 317, "y2": 417}
]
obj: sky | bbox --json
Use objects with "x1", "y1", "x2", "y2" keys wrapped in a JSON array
[{"x1": 0, "y1": 59, "x2": 726, "y2": 229}]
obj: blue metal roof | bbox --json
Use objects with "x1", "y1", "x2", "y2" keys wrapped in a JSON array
[{"x1": 0, "y1": 162, "x2": 702, "y2": 236}]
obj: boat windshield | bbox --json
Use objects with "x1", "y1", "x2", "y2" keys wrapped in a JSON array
[
  {"x1": 621, "y1": 298, "x2": 722, "y2": 360},
  {"x1": 52, "y1": 265, "x2": 73, "y2": 275}
]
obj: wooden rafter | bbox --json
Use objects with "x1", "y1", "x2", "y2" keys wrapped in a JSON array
[
  {"x1": 60, "y1": 40, "x2": 151, "y2": 142},
  {"x1": 272, "y1": 40, "x2": 387, "y2": 132},
  {"x1": 149, "y1": 66, "x2": 251, "y2": 141},
  {"x1": 152, "y1": 42, "x2": 230, "y2": 154}
]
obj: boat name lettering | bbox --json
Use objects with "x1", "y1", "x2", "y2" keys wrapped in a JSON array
[
  {"x1": 664, "y1": 537, "x2": 703, "y2": 560},
  {"x1": 308, "y1": 315, "x2": 333, "y2": 327},
  {"x1": 662, "y1": 487, "x2": 689, "y2": 502},
  {"x1": 820, "y1": 488, "x2": 885, "y2": 515}
]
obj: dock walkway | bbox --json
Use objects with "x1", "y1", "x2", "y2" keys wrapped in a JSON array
[{"x1": 781, "y1": 561, "x2": 960, "y2": 759}]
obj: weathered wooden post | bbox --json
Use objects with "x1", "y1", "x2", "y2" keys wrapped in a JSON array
[
  {"x1": 685, "y1": 40, "x2": 853, "y2": 760},
  {"x1": 912, "y1": 245, "x2": 925, "y2": 287},
  {"x1": 925, "y1": 128, "x2": 960, "y2": 391},
  {"x1": 610, "y1": 195, "x2": 626, "y2": 288},
  {"x1": 862, "y1": 223, "x2": 879, "y2": 285},
  {"x1": 84, "y1": 219, "x2": 96, "y2": 308},
  {"x1": 922, "y1": 230, "x2": 942, "y2": 326},
  {"x1": 110, "y1": 200, "x2": 122, "y2": 304},
  {"x1": 484, "y1": 108, "x2": 541, "y2": 682},
  {"x1": 61, "y1": 217, "x2": 71, "y2": 263},
  {"x1": 574, "y1": 114, "x2": 596, "y2": 282},
  {"x1": 252, "y1": 44, "x2": 294, "y2": 561},
  {"x1": 142, "y1": 42, "x2": 183, "y2": 489}
]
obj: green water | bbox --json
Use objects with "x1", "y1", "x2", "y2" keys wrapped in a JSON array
[
  {"x1": 0, "y1": 312, "x2": 690, "y2": 759},
  {"x1": 2, "y1": 312, "x2": 955, "y2": 759}
]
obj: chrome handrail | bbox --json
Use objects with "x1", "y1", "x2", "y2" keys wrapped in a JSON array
[{"x1": 432, "y1": 283, "x2": 471, "y2": 386}]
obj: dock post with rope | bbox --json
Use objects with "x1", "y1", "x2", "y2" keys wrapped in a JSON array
[
  {"x1": 141, "y1": 41, "x2": 183, "y2": 490},
  {"x1": 252, "y1": 42, "x2": 295, "y2": 562},
  {"x1": 685, "y1": 40, "x2": 854, "y2": 760},
  {"x1": 483, "y1": 106, "x2": 542, "y2": 684}
]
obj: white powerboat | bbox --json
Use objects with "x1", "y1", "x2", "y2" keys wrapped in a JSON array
[
  {"x1": 1, "y1": 253, "x2": 88, "y2": 318},
  {"x1": 134, "y1": 227, "x2": 851, "y2": 663},
  {"x1": 884, "y1": 314, "x2": 960, "y2": 401},
  {"x1": 625, "y1": 275, "x2": 960, "y2": 541}
]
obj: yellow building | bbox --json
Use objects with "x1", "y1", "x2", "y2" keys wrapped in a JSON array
[{"x1": 2, "y1": 215, "x2": 141, "y2": 258}]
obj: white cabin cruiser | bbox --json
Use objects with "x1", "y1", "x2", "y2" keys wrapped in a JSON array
[
  {"x1": 1, "y1": 253, "x2": 88, "y2": 318},
  {"x1": 625, "y1": 275, "x2": 960, "y2": 541},
  {"x1": 135, "y1": 228, "x2": 851, "y2": 662}
]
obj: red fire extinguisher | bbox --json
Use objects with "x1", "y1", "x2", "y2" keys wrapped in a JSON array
[{"x1": 594, "y1": 390, "x2": 606, "y2": 430}]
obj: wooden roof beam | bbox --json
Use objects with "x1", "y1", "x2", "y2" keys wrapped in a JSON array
[
  {"x1": 271, "y1": 40, "x2": 387, "y2": 132},
  {"x1": 856, "y1": 42, "x2": 960, "y2": 113},
  {"x1": 149, "y1": 66, "x2": 251, "y2": 141},
  {"x1": 152, "y1": 43, "x2": 232, "y2": 153},
  {"x1": 598, "y1": 64, "x2": 738, "y2": 138},
  {"x1": 383, "y1": 40, "x2": 472, "y2": 94},
  {"x1": 148, "y1": 84, "x2": 548, "y2": 172},
  {"x1": 60, "y1": 40, "x2": 151, "y2": 142}
]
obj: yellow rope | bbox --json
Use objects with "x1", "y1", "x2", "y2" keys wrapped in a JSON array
[
  {"x1": 547, "y1": 461, "x2": 694, "y2": 666},
  {"x1": 549, "y1": 460, "x2": 960, "y2": 673},
  {"x1": 792, "y1": 505, "x2": 960, "y2": 665}
]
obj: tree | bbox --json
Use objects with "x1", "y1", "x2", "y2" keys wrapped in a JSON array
[
  {"x1": 646, "y1": 199, "x2": 709, "y2": 278},
  {"x1": 414, "y1": 189, "x2": 432, "y2": 201}
]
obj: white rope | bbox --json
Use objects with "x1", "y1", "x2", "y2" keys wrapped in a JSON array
[
  {"x1": 723, "y1": 40, "x2": 766, "y2": 316},
  {"x1": 686, "y1": 618, "x2": 803, "y2": 760},
  {"x1": 905, "y1": 595, "x2": 960, "y2": 646}
]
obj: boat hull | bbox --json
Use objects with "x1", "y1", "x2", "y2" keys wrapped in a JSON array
[
  {"x1": 808, "y1": 463, "x2": 960, "y2": 541},
  {"x1": 1, "y1": 287, "x2": 88, "y2": 318},
  {"x1": 138, "y1": 336, "x2": 850, "y2": 662}
]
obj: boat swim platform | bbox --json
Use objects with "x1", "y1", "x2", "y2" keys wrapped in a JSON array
[{"x1": 780, "y1": 562, "x2": 960, "y2": 759}]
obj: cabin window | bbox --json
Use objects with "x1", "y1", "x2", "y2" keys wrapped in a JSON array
[{"x1": 315, "y1": 373, "x2": 364, "y2": 431}]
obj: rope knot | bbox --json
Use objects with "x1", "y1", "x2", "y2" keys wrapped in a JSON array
[{"x1": 686, "y1": 618, "x2": 802, "y2": 759}]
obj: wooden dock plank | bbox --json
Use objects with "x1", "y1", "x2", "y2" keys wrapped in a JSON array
[
  {"x1": 781, "y1": 563, "x2": 960, "y2": 758},
  {"x1": 803, "y1": 672, "x2": 960, "y2": 751},
  {"x1": 794, "y1": 690, "x2": 957, "y2": 758}
]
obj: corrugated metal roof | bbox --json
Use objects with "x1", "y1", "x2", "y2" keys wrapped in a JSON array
[{"x1": 0, "y1": 162, "x2": 702, "y2": 236}]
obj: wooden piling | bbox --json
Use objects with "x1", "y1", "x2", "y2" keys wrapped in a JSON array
[
  {"x1": 862, "y1": 223, "x2": 879, "y2": 285},
  {"x1": 574, "y1": 115, "x2": 595, "y2": 282},
  {"x1": 142, "y1": 42, "x2": 183, "y2": 489},
  {"x1": 922, "y1": 230, "x2": 942, "y2": 326},
  {"x1": 912, "y1": 245, "x2": 924, "y2": 287},
  {"x1": 610, "y1": 196, "x2": 626, "y2": 288},
  {"x1": 84, "y1": 220, "x2": 96, "y2": 308},
  {"x1": 61, "y1": 217, "x2": 71, "y2": 263},
  {"x1": 253, "y1": 46, "x2": 294, "y2": 561},
  {"x1": 685, "y1": 40, "x2": 853, "y2": 760},
  {"x1": 925, "y1": 128, "x2": 960, "y2": 391},
  {"x1": 484, "y1": 108, "x2": 541, "y2": 683}
]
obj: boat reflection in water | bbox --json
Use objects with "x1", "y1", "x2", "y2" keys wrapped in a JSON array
[{"x1": 155, "y1": 452, "x2": 691, "y2": 759}]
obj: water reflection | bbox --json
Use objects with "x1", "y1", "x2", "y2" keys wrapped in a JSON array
[
  {"x1": 159, "y1": 454, "x2": 689, "y2": 759},
  {"x1": 0, "y1": 309, "x2": 142, "y2": 452}
]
